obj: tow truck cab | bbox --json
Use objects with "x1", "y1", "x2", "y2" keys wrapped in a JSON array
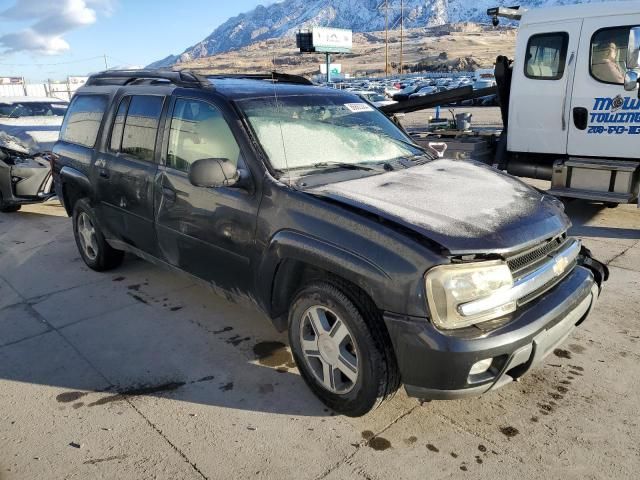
[{"x1": 491, "y1": 2, "x2": 640, "y2": 205}]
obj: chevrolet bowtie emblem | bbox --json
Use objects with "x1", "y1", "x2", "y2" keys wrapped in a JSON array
[{"x1": 553, "y1": 256, "x2": 569, "y2": 276}]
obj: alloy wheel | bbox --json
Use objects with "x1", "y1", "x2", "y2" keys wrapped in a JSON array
[
  {"x1": 299, "y1": 305, "x2": 359, "y2": 394},
  {"x1": 77, "y1": 212, "x2": 98, "y2": 261}
]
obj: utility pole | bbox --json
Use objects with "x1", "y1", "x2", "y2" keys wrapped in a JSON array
[
  {"x1": 326, "y1": 52, "x2": 331, "y2": 83},
  {"x1": 103, "y1": 54, "x2": 108, "y2": 70},
  {"x1": 385, "y1": 0, "x2": 389, "y2": 77},
  {"x1": 400, "y1": 0, "x2": 404, "y2": 74}
]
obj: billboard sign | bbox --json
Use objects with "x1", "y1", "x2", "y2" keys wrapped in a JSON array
[
  {"x1": 320, "y1": 64, "x2": 342, "y2": 75},
  {"x1": 312, "y1": 27, "x2": 352, "y2": 53},
  {"x1": 0, "y1": 77, "x2": 24, "y2": 85}
]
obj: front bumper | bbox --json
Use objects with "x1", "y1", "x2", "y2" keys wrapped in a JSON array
[
  {"x1": 0, "y1": 155, "x2": 54, "y2": 206},
  {"x1": 384, "y1": 265, "x2": 598, "y2": 400}
]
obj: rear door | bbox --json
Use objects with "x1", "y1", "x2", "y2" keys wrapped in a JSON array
[
  {"x1": 155, "y1": 96, "x2": 259, "y2": 294},
  {"x1": 508, "y1": 20, "x2": 583, "y2": 154},
  {"x1": 95, "y1": 94, "x2": 165, "y2": 255},
  {"x1": 568, "y1": 16, "x2": 640, "y2": 159}
]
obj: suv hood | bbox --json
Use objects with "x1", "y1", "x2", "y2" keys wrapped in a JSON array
[
  {"x1": 308, "y1": 159, "x2": 569, "y2": 255},
  {"x1": 0, "y1": 117, "x2": 63, "y2": 155}
]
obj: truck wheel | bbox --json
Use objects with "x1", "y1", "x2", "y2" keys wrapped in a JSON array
[
  {"x1": 288, "y1": 281, "x2": 399, "y2": 417},
  {"x1": 72, "y1": 198, "x2": 124, "y2": 271},
  {"x1": 0, "y1": 204, "x2": 21, "y2": 213},
  {"x1": 0, "y1": 192, "x2": 21, "y2": 213}
]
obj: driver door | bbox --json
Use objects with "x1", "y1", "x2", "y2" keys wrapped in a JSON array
[
  {"x1": 568, "y1": 17, "x2": 640, "y2": 159},
  {"x1": 155, "y1": 96, "x2": 259, "y2": 295}
]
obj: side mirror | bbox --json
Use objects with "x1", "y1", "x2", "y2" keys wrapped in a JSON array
[
  {"x1": 188, "y1": 158, "x2": 238, "y2": 188},
  {"x1": 625, "y1": 27, "x2": 640, "y2": 92}
]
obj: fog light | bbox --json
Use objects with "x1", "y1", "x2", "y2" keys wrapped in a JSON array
[{"x1": 469, "y1": 358, "x2": 492, "y2": 375}]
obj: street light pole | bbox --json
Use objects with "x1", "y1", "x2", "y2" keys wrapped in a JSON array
[
  {"x1": 326, "y1": 52, "x2": 331, "y2": 83},
  {"x1": 400, "y1": 0, "x2": 404, "y2": 74},
  {"x1": 385, "y1": 0, "x2": 389, "y2": 77}
]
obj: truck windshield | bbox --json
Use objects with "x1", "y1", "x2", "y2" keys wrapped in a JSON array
[{"x1": 237, "y1": 94, "x2": 425, "y2": 173}]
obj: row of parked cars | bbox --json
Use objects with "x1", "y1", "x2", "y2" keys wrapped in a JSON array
[{"x1": 328, "y1": 74, "x2": 498, "y2": 106}]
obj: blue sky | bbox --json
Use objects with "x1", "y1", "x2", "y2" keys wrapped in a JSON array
[{"x1": 0, "y1": 0, "x2": 269, "y2": 82}]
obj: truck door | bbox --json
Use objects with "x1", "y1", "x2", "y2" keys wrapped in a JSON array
[
  {"x1": 96, "y1": 94, "x2": 165, "y2": 255},
  {"x1": 155, "y1": 96, "x2": 258, "y2": 295},
  {"x1": 508, "y1": 20, "x2": 583, "y2": 155},
  {"x1": 568, "y1": 16, "x2": 640, "y2": 159}
]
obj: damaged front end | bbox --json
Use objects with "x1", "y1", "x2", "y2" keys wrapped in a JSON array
[{"x1": 0, "y1": 134, "x2": 55, "y2": 211}]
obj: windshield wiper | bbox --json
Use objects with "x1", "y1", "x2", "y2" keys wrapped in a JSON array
[{"x1": 288, "y1": 162, "x2": 379, "y2": 173}]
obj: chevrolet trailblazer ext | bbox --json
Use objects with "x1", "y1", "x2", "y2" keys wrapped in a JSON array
[{"x1": 52, "y1": 70, "x2": 607, "y2": 416}]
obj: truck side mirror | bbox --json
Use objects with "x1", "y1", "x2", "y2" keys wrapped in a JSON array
[
  {"x1": 189, "y1": 158, "x2": 238, "y2": 188},
  {"x1": 625, "y1": 27, "x2": 640, "y2": 92}
]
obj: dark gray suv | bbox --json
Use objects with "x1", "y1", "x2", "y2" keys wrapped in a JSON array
[{"x1": 52, "y1": 70, "x2": 607, "y2": 416}]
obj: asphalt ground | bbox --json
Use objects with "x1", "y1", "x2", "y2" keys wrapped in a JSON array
[{"x1": 1, "y1": 184, "x2": 639, "y2": 479}]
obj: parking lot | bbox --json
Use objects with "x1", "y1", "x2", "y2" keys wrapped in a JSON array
[{"x1": 1, "y1": 190, "x2": 639, "y2": 479}]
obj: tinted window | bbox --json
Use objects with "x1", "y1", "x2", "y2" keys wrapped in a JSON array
[
  {"x1": 121, "y1": 95, "x2": 164, "y2": 162},
  {"x1": 167, "y1": 98, "x2": 240, "y2": 172},
  {"x1": 60, "y1": 95, "x2": 107, "y2": 147},
  {"x1": 591, "y1": 27, "x2": 632, "y2": 85},
  {"x1": 109, "y1": 97, "x2": 130, "y2": 151},
  {"x1": 525, "y1": 32, "x2": 569, "y2": 80}
]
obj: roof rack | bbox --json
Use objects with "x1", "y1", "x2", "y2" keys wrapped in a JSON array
[
  {"x1": 206, "y1": 72, "x2": 314, "y2": 86},
  {"x1": 85, "y1": 69, "x2": 211, "y2": 88}
]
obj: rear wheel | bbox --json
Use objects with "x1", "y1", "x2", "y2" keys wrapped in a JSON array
[
  {"x1": 73, "y1": 198, "x2": 124, "y2": 271},
  {"x1": 288, "y1": 281, "x2": 399, "y2": 417}
]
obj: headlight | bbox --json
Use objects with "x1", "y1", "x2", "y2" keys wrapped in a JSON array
[{"x1": 425, "y1": 260, "x2": 516, "y2": 330}]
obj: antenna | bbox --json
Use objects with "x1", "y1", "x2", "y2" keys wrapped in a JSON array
[{"x1": 270, "y1": 72, "x2": 292, "y2": 187}]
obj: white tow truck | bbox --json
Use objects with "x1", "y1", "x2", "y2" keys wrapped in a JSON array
[
  {"x1": 490, "y1": 1, "x2": 640, "y2": 206},
  {"x1": 383, "y1": 2, "x2": 640, "y2": 206}
]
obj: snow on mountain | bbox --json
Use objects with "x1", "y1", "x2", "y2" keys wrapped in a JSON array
[{"x1": 147, "y1": 0, "x2": 604, "y2": 68}]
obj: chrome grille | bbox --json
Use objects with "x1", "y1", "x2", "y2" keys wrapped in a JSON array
[{"x1": 507, "y1": 235, "x2": 566, "y2": 276}]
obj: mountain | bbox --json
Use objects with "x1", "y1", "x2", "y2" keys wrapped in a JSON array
[{"x1": 147, "y1": 0, "x2": 602, "y2": 68}]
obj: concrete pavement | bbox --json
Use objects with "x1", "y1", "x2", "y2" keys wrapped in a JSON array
[{"x1": 0, "y1": 196, "x2": 639, "y2": 480}]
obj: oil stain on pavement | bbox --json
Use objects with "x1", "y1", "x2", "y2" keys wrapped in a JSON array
[{"x1": 253, "y1": 341, "x2": 297, "y2": 370}]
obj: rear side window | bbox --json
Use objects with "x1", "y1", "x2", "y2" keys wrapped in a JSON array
[
  {"x1": 120, "y1": 95, "x2": 164, "y2": 162},
  {"x1": 60, "y1": 95, "x2": 108, "y2": 147},
  {"x1": 591, "y1": 27, "x2": 633, "y2": 85},
  {"x1": 109, "y1": 97, "x2": 130, "y2": 152},
  {"x1": 524, "y1": 32, "x2": 569, "y2": 80}
]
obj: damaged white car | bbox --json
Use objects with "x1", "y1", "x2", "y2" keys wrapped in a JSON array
[{"x1": 0, "y1": 96, "x2": 68, "y2": 212}]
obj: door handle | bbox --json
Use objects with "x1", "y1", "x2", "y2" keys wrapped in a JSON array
[
  {"x1": 561, "y1": 51, "x2": 576, "y2": 131},
  {"x1": 162, "y1": 187, "x2": 176, "y2": 202},
  {"x1": 573, "y1": 107, "x2": 589, "y2": 130}
]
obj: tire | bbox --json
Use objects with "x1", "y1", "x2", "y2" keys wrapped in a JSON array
[
  {"x1": 72, "y1": 198, "x2": 124, "y2": 271},
  {"x1": 288, "y1": 281, "x2": 400, "y2": 417},
  {"x1": 0, "y1": 204, "x2": 21, "y2": 213},
  {"x1": 0, "y1": 192, "x2": 21, "y2": 213}
]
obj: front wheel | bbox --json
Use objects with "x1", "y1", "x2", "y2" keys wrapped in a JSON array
[
  {"x1": 288, "y1": 281, "x2": 399, "y2": 417},
  {"x1": 72, "y1": 198, "x2": 124, "y2": 271},
  {"x1": 0, "y1": 192, "x2": 21, "y2": 213}
]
